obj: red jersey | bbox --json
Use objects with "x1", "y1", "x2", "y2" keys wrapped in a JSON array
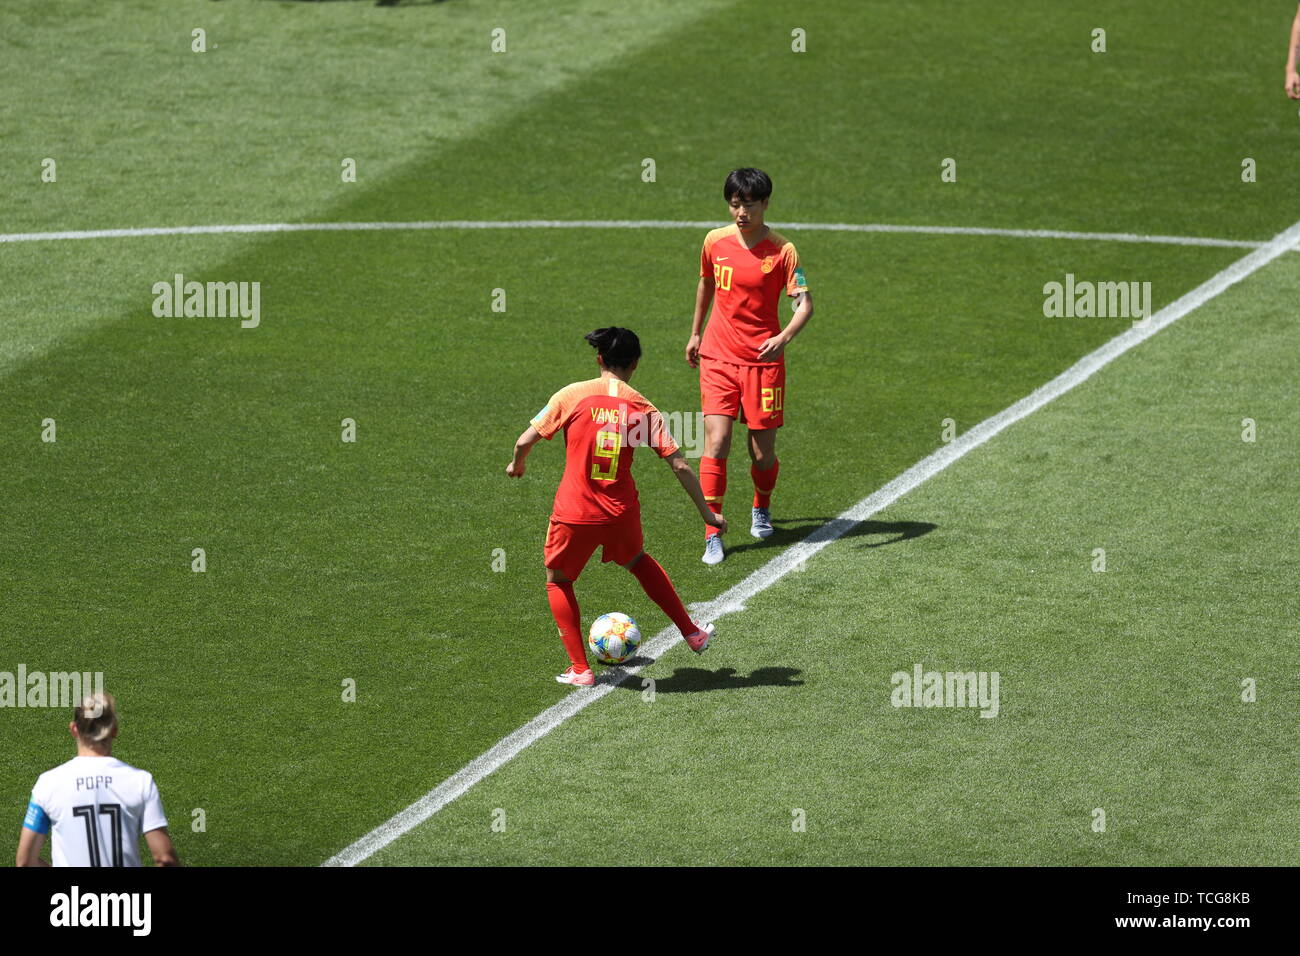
[
  {"x1": 530, "y1": 376, "x2": 679, "y2": 524},
  {"x1": 699, "y1": 224, "x2": 808, "y2": 367}
]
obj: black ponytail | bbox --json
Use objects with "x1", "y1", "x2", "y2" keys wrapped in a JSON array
[{"x1": 585, "y1": 327, "x2": 641, "y2": 370}]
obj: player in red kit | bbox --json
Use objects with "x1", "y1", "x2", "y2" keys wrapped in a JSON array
[
  {"x1": 507, "y1": 328, "x2": 725, "y2": 686},
  {"x1": 685, "y1": 168, "x2": 813, "y2": 564}
]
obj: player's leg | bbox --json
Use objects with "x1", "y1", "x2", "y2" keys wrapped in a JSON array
[
  {"x1": 741, "y1": 362, "x2": 785, "y2": 538},
  {"x1": 543, "y1": 520, "x2": 598, "y2": 685},
  {"x1": 748, "y1": 427, "x2": 779, "y2": 538},
  {"x1": 622, "y1": 550, "x2": 695, "y2": 638},
  {"x1": 702, "y1": 412, "x2": 732, "y2": 529},
  {"x1": 618, "y1": 541, "x2": 714, "y2": 654},
  {"x1": 699, "y1": 357, "x2": 741, "y2": 564},
  {"x1": 700, "y1": 416, "x2": 731, "y2": 565}
]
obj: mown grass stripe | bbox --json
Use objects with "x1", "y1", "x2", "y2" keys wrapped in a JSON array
[{"x1": 322, "y1": 216, "x2": 1300, "y2": 868}]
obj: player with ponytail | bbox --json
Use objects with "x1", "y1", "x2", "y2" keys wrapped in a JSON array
[
  {"x1": 17, "y1": 692, "x2": 180, "y2": 867},
  {"x1": 507, "y1": 328, "x2": 724, "y2": 685}
]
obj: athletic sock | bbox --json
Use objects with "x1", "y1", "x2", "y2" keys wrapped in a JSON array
[
  {"x1": 545, "y1": 581, "x2": 589, "y2": 671},
  {"x1": 630, "y1": 554, "x2": 697, "y2": 637},
  {"x1": 752, "y1": 458, "x2": 779, "y2": 509},
  {"x1": 700, "y1": 455, "x2": 727, "y2": 538}
]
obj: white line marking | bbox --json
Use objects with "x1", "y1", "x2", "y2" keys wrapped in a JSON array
[
  {"x1": 323, "y1": 217, "x2": 1300, "y2": 867},
  {"x1": 779, "y1": 222, "x2": 1263, "y2": 249},
  {"x1": 0, "y1": 219, "x2": 1270, "y2": 249}
]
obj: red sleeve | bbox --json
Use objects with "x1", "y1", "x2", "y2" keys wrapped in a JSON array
[
  {"x1": 782, "y1": 242, "x2": 808, "y2": 297},
  {"x1": 529, "y1": 388, "x2": 568, "y2": 439},
  {"x1": 626, "y1": 402, "x2": 679, "y2": 458},
  {"x1": 646, "y1": 407, "x2": 679, "y2": 458}
]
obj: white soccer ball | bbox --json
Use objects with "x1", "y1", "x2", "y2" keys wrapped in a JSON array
[{"x1": 587, "y1": 612, "x2": 642, "y2": 665}]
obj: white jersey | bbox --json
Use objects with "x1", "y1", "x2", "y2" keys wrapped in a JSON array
[{"x1": 24, "y1": 755, "x2": 168, "y2": 867}]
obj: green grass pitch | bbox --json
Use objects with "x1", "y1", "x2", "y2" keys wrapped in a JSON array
[{"x1": 0, "y1": 0, "x2": 1295, "y2": 866}]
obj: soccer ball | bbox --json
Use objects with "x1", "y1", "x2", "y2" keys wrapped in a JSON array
[{"x1": 588, "y1": 612, "x2": 642, "y2": 665}]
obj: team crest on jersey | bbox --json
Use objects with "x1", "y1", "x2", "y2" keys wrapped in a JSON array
[{"x1": 760, "y1": 256, "x2": 776, "y2": 274}]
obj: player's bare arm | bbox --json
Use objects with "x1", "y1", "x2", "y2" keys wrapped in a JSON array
[
  {"x1": 506, "y1": 425, "x2": 543, "y2": 477},
  {"x1": 145, "y1": 827, "x2": 181, "y2": 866},
  {"x1": 666, "y1": 451, "x2": 727, "y2": 534},
  {"x1": 1287, "y1": 4, "x2": 1300, "y2": 98},
  {"x1": 15, "y1": 827, "x2": 49, "y2": 867},
  {"x1": 686, "y1": 272, "x2": 716, "y2": 368},
  {"x1": 756, "y1": 290, "x2": 815, "y2": 363}
]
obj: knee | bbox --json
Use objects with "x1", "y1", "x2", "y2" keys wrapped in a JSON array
[{"x1": 703, "y1": 417, "x2": 732, "y2": 459}]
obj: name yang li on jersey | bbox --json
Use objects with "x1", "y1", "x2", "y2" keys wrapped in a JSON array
[{"x1": 595, "y1": 403, "x2": 702, "y2": 457}]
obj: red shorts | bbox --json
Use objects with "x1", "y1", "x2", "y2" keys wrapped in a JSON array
[
  {"x1": 543, "y1": 515, "x2": 644, "y2": 582},
  {"x1": 699, "y1": 356, "x2": 785, "y2": 429}
]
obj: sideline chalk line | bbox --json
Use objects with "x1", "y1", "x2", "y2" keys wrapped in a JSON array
[{"x1": 323, "y1": 216, "x2": 1300, "y2": 866}]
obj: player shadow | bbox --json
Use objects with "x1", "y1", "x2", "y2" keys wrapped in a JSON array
[
  {"x1": 723, "y1": 518, "x2": 936, "y2": 558},
  {"x1": 610, "y1": 666, "x2": 803, "y2": 693}
]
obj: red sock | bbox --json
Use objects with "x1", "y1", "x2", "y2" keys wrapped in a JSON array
[
  {"x1": 752, "y1": 458, "x2": 779, "y2": 509},
  {"x1": 630, "y1": 554, "x2": 697, "y2": 637},
  {"x1": 700, "y1": 456, "x2": 727, "y2": 538},
  {"x1": 545, "y1": 581, "x2": 588, "y2": 671}
]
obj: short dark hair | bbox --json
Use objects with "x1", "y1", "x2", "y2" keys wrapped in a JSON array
[
  {"x1": 585, "y1": 327, "x2": 641, "y2": 369},
  {"x1": 724, "y1": 167, "x2": 773, "y2": 202}
]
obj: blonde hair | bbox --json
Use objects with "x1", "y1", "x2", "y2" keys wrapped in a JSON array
[{"x1": 73, "y1": 692, "x2": 117, "y2": 745}]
